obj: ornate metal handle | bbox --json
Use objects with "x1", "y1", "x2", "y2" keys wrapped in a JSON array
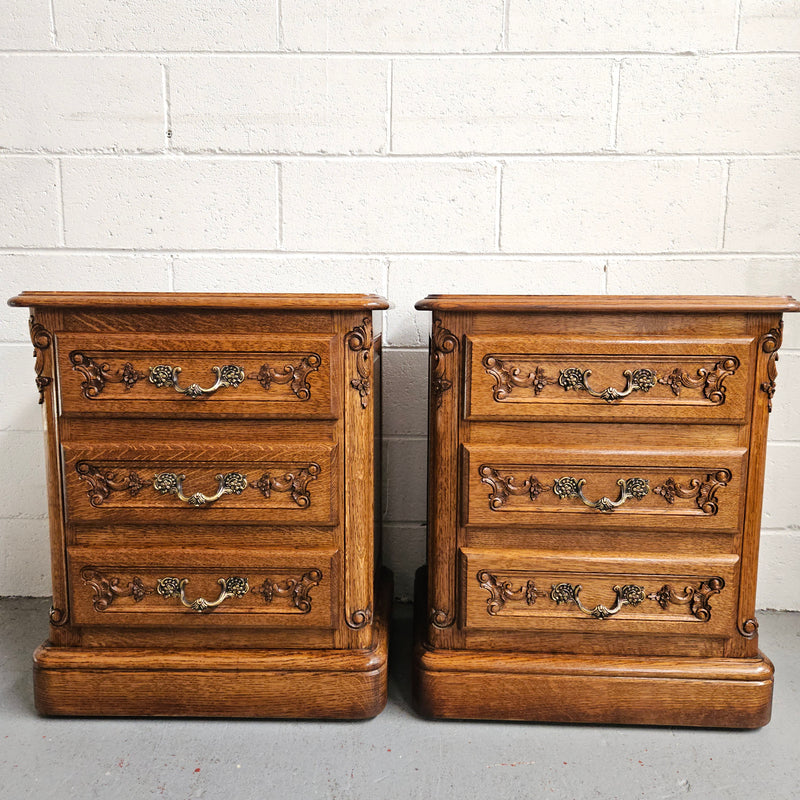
[
  {"x1": 552, "y1": 476, "x2": 649, "y2": 512},
  {"x1": 149, "y1": 364, "x2": 245, "y2": 398},
  {"x1": 152, "y1": 471, "x2": 247, "y2": 507},
  {"x1": 156, "y1": 576, "x2": 249, "y2": 612},
  {"x1": 558, "y1": 367, "x2": 657, "y2": 402},
  {"x1": 550, "y1": 582, "x2": 645, "y2": 619}
]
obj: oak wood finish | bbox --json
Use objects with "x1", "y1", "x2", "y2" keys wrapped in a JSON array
[
  {"x1": 9, "y1": 291, "x2": 390, "y2": 718},
  {"x1": 413, "y1": 294, "x2": 797, "y2": 728}
]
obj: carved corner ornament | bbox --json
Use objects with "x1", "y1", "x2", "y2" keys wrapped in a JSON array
[
  {"x1": 29, "y1": 315, "x2": 53, "y2": 404},
  {"x1": 345, "y1": 317, "x2": 373, "y2": 409},
  {"x1": 49, "y1": 606, "x2": 69, "y2": 627},
  {"x1": 429, "y1": 608, "x2": 455, "y2": 628},
  {"x1": 759, "y1": 321, "x2": 783, "y2": 412},
  {"x1": 431, "y1": 317, "x2": 458, "y2": 408},
  {"x1": 345, "y1": 606, "x2": 373, "y2": 629},
  {"x1": 738, "y1": 617, "x2": 759, "y2": 639}
]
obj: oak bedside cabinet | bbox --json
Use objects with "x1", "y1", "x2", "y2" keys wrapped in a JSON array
[
  {"x1": 8, "y1": 292, "x2": 390, "y2": 718},
  {"x1": 413, "y1": 294, "x2": 798, "y2": 728}
]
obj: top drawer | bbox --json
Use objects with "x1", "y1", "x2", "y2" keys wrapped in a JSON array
[
  {"x1": 56, "y1": 333, "x2": 338, "y2": 418},
  {"x1": 466, "y1": 335, "x2": 754, "y2": 424}
]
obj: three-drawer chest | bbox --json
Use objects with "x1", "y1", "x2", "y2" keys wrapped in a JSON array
[
  {"x1": 9, "y1": 292, "x2": 390, "y2": 718},
  {"x1": 413, "y1": 294, "x2": 798, "y2": 728}
]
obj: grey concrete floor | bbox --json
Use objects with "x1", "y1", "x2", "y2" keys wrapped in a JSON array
[{"x1": 1, "y1": 600, "x2": 798, "y2": 800}]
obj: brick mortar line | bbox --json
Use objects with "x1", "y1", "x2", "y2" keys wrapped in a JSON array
[
  {"x1": 3, "y1": 152, "x2": 799, "y2": 160},
  {"x1": 2, "y1": 249, "x2": 799, "y2": 258},
  {"x1": 0, "y1": 50, "x2": 798, "y2": 57}
]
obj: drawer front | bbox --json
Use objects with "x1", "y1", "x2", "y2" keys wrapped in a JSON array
[
  {"x1": 68, "y1": 546, "x2": 338, "y2": 629},
  {"x1": 63, "y1": 442, "x2": 338, "y2": 526},
  {"x1": 462, "y1": 548, "x2": 738, "y2": 637},
  {"x1": 57, "y1": 333, "x2": 337, "y2": 418},
  {"x1": 467, "y1": 335, "x2": 753, "y2": 423},
  {"x1": 464, "y1": 445, "x2": 746, "y2": 533}
]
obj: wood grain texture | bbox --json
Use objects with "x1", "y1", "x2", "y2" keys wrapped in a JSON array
[
  {"x1": 16, "y1": 293, "x2": 388, "y2": 718},
  {"x1": 415, "y1": 294, "x2": 797, "y2": 727}
]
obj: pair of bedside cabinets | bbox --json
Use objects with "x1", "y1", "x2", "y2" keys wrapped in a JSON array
[{"x1": 9, "y1": 291, "x2": 798, "y2": 728}]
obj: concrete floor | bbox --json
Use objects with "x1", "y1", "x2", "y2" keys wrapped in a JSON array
[{"x1": 1, "y1": 600, "x2": 798, "y2": 800}]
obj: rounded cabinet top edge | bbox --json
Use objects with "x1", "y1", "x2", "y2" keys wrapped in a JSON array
[
  {"x1": 414, "y1": 294, "x2": 800, "y2": 313},
  {"x1": 7, "y1": 292, "x2": 390, "y2": 311}
]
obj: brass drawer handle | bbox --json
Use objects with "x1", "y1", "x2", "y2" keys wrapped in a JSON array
[
  {"x1": 550, "y1": 582, "x2": 646, "y2": 619},
  {"x1": 149, "y1": 364, "x2": 245, "y2": 398},
  {"x1": 156, "y1": 576, "x2": 249, "y2": 612},
  {"x1": 559, "y1": 367, "x2": 657, "y2": 401},
  {"x1": 152, "y1": 471, "x2": 248, "y2": 507},
  {"x1": 553, "y1": 476, "x2": 649, "y2": 512}
]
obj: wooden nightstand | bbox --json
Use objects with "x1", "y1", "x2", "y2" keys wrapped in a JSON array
[
  {"x1": 413, "y1": 294, "x2": 798, "y2": 728},
  {"x1": 9, "y1": 292, "x2": 390, "y2": 718}
]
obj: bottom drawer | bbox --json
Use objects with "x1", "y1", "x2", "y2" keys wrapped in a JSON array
[
  {"x1": 68, "y1": 547, "x2": 339, "y2": 629},
  {"x1": 461, "y1": 548, "x2": 738, "y2": 637}
]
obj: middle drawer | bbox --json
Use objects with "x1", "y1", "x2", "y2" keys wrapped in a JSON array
[
  {"x1": 463, "y1": 444, "x2": 746, "y2": 534},
  {"x1": 63, "y1": 441, "x2": 338, "y2": 526}
]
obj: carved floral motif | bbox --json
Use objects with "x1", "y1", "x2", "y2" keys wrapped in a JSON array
[
  {"x1": 479, "y1": 465, "x2": 549, "y2": 509},
  {"x1": 647, "y1": 578, "x2": 725, "y2": 621},
  {"x1": 28, "y1": 315, "x2": 53, "y2": 404},
  {"x1": 345, "y1": 318, "x2": 373, "y2": 409},
  {"x1": 653, "y1": 469, "x2": 731, "y2": 515},
  {"x1": 477, "y1": 571, "x2": 726, "y2": 622},
  {"x1": 759, "y1": 321, "x2": 783, "y2": 412},
  {"x1": 476, "y1": 570, "x2": 542, "y2": 615},
  {"x1": 249, "y1": 463, "x2": 320, "y2": 508},
  {"x1": 657, "y1": 357, "x2": 740, "y2": 405},
  {"x1": 249, "y1": 354, "x2": 321, "y2": 400},
  {"x1": 483, "y1": 355, "x2": 741, "y2": 405},
  {"x1": 80, "y1": 567, "x2": 152, "y2": 611},
  {"x1": 69, "y1": 351, "x2": 144, "y2": 399},
  {"x1": 430, "y1": 317, "x2": 458, "y2": 407},
  {"x1": 253, "y1": 569, "x2": 322, "y2": 613},
  {"x1": 76, "y1": 461, "x2": 152, "y2": 507}
]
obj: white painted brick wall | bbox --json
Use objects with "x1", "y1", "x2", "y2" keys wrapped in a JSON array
[
  {"x1": 169, "y1": 58, "x2": 387, "y2": 154},
  {"x1": 281, "y1": 0, "x2": 505, "y2": 53},
  {"x1": 616, "y1": 57, "x2": 800, "y2": 154},
  {"x1": 738, "y1": 0, "x2": 800, "y2": 51},
  {"x1": 55, "y1": 0, "x2": 278, "y2": 51},
  {"x1": 0, "y1": 2, "x2": 797, "y2": 609},
  {"x1": 507, "y1": 0, "x2": 739, "y2": 52},
  {"x1": 391, "y1": 58, "x2": 614, "y2": 154}
]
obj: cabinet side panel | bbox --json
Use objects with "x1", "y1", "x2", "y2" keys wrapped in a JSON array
[
  {"x1": 728, "y1": 313, "x2": 783, "y2": 657},
  {"x1": 29, "y1": 308, "x2": 75, "y2": 644},
  {"x1": 341, "y1": 312, "x2": 377, "y2": 647},
  {"x1": 425, "y1": 312, "x2": 465, "y2": 648}
]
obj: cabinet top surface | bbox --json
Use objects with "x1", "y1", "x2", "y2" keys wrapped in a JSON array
[
  {"x1": 7, "y1": 292, "x2": 390, "y2": 311},
  {"x1": 415, "y1": 294, "x2": 799, "y2": 313}
]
